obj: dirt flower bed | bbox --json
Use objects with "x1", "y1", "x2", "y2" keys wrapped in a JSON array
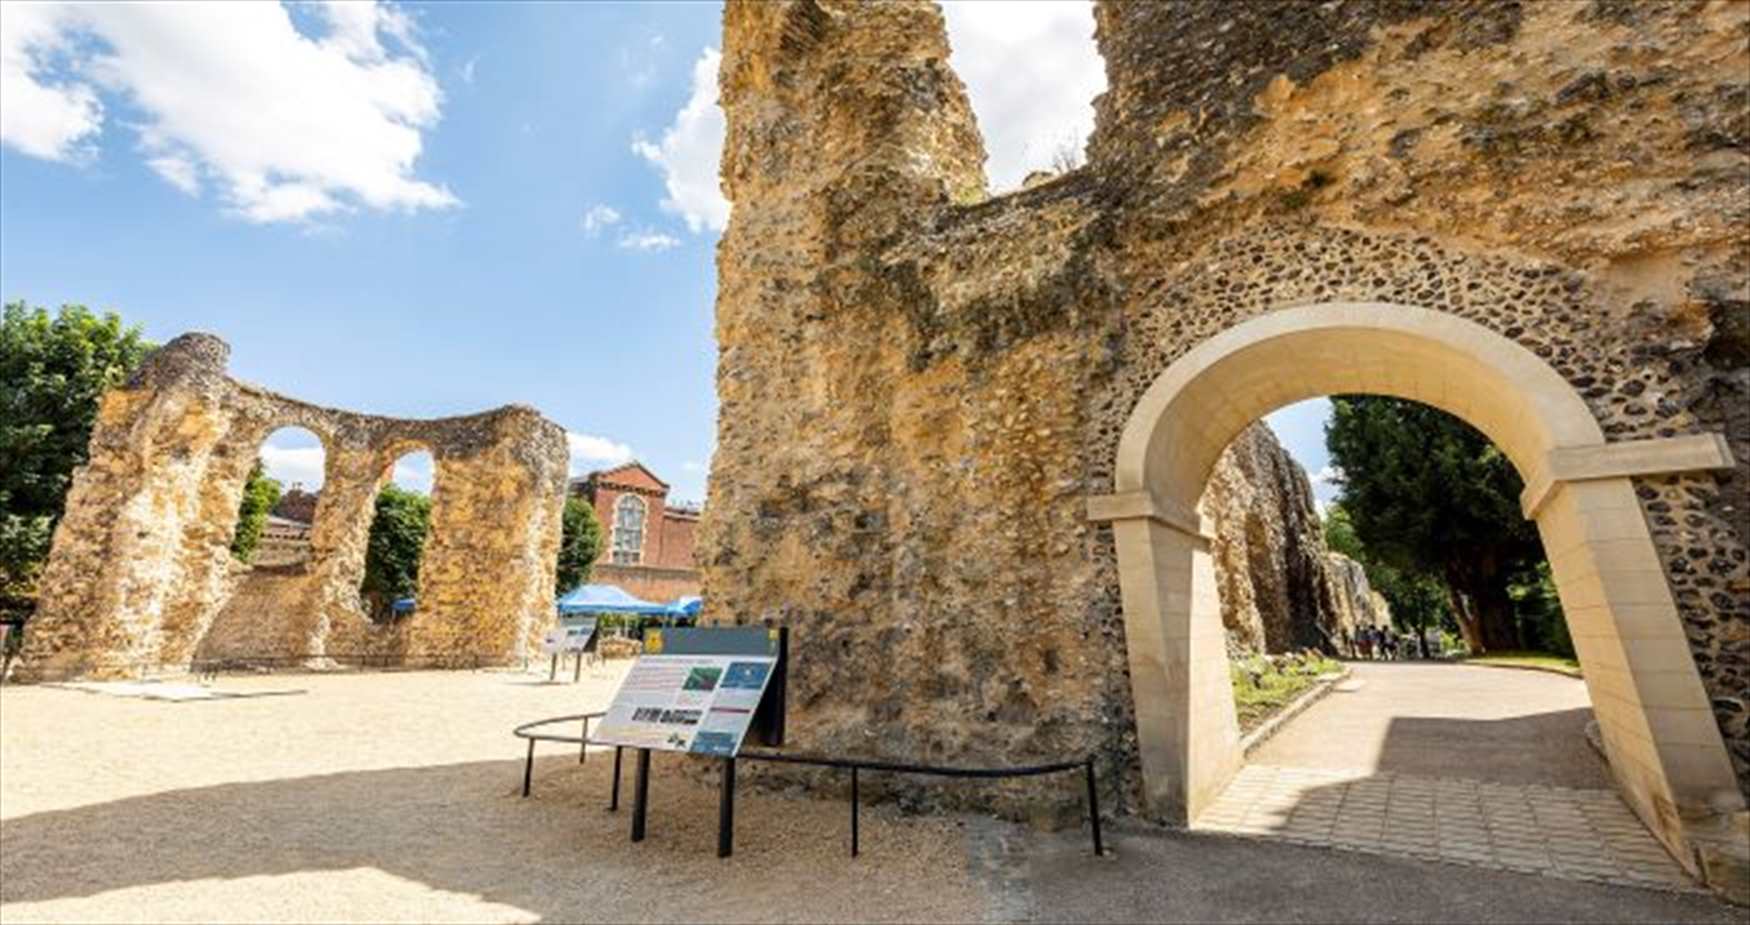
[{"x1": 1230, "y1": 651, "x2": 1342, "y2": 733}]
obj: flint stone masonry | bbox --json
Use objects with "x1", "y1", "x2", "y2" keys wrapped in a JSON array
[
  {"x1": 16, "y1": 333, "x2": 570, "y2": 678},
  {"x1": 703, "y1": 0, "x2": 1748, "y2": 897}
]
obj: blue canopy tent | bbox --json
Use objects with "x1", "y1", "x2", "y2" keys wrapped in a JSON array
[
  {"x1": 665, "y1": 596, "x2": 703, "y2": 621},
  {"x1": 391, "y1": 596, "x2": 417, "y2": 614},
  {"x1": 555, "y1": 584, "x2": 670, "y2": 616}
]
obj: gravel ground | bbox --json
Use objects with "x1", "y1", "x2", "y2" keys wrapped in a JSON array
[
  {"x1": 1, "y1": 667, "x2": 1738, "y2": 923},
  {"x1": 0, "y1": 666, "x2": 981, "y2": 924}
]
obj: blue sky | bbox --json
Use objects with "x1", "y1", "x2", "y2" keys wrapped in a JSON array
[{"x1": 1, "y1": 1, "x2": 1334, "y2": 506}]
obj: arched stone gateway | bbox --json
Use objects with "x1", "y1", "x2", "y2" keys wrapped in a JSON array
[
  {"x1": 16, "y1": 333, "x2": 570, "y2": 679},
  {"x1": 703, "y1": 0, "x2": 1748, "y2": 898},
  {"x1": 1091, "y1": 302, "x2": 1739, "y2": 879}
]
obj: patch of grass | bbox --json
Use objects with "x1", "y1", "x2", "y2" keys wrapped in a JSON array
[
  {"x1": 1462, "y1": 650, "x2": 1582, "y2": 677},
  {"x1": 1231, "y1": 652, "x2": 1343, "y2": 733}
]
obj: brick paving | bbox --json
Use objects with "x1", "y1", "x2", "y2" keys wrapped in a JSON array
[
  {"x1": 1196, "y1": 764, "x2": 1699, "y2": 892},
  {"x1": 1198, "y1": 661, "x2": 1701, "y2": 892}
]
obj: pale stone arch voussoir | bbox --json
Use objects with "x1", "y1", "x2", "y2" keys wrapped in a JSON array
[{"x1": 1089, "y1": 301, "x2": 1743, "y2": 888}]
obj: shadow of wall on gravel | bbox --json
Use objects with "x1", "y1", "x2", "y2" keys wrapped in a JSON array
[
  {"x1": 2, "y1": 759, "x2": 571, "y2": 919},
  {"x1": 0, "y1": 754, "x2": 942, "y2": 922}
]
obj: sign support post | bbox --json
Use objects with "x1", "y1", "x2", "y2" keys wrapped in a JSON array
[
  {"x1": 718, "y1": 758, "x2": 736, "y2": 858},
  {"x1": 631, "y1": 748, "x2": 651, "y2": 842},
  {"x1": 609, "y1": 746, "x2": 623, "y2": 811}
]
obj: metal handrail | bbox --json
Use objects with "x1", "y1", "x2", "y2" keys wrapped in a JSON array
[
  {"x1": 512, "y1": 712, "x2": 607, "y2": 797},
  {"x1": 511, "y1": 711, "x2": 1104, "y2": 859}
]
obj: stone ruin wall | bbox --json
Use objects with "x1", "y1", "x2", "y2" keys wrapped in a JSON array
[
  {"x1": 1199, "y1": 421, "x2": 1391, "y2": 655},
  {"x1": 703, "y1": 0, "x2": 1749, "y2": 816},
  {"x1": 14, "y1": 333, "x2": 570, "y2": 679}
]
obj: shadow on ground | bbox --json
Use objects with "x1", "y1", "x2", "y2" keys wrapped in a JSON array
[
  {"x1": 1369, "y1": 708, "x2": 1609, "y2": 786},
  {"x1": 2, "y1": 753, "x2": 1738, "y2": 923},
  {"x1": 0, "y1": 754, "x2": 988, "y2": 923}
]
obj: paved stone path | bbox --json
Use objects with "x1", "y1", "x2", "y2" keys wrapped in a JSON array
[
  {"x1": 1250, "y1": 661, "x2": 1609, "y2": 788},
  {"x1": 1196, "y1": 662, "x2": 1698, "y2": 893}
]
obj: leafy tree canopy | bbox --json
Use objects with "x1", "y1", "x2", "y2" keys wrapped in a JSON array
[
  {"x1": 230, "y1": 462, "x2": 283, "y2": 563},
  {"x1": 1324, "y1": 395, "x2": 1553, "y2": 652},
  {"x1": 1, "y1": 302, "x2": 151, "y2": 595},
  {"x1": 556, "y1": 495, "x2": 603, "y2": 594},
  {"x1": 1324, "y1": 503, "x2": 1452, "y2": 637},
  {"x1": 360, "y1": 484, "x2": 431, "y2": 620}
]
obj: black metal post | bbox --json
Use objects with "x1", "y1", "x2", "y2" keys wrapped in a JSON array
[
  {"x1": 579, "y1": 716, "x2": 589, "y2": 764},
  {"x1": 610, "y1": 746, "x2": 623, "y2": 811},
  {"x1": 630, "y1": 748, "x2": 651, "y2": 842},
  {"x1": 718, "y1": 758, "x2": 736, "y2": 858},
  {"x1": 548, "y1": 653, "x2": 558, "y2": 681},
  {"x1": 522, "y1": 738, "x2": 535, "y2": 798},
  {"x1": 1084, "y1": 758, "x2": 1103, "y2": 857},
  {"x1": 850, "y1": 766, "x2": 860, "y2": 857},
  {"x1": 573, "y1": 651, "x2": 583, "y2": 683}
]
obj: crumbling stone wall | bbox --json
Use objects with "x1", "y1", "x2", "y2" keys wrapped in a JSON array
[
  {"x1": 1200, "y1": 422, "x2": 1369, "y2": 654},
  {"x1": 15, "y1": 333, "x2": 569, "y2": 679},
  {"x1": 1323, "y1": 552, "x2": 1394, "y2": 645},
  {"x1": 704, "y1": 0, "x2": 1749, "y2": 818}
]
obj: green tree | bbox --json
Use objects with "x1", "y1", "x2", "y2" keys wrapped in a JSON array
[
  {"x1": 1509, "y1": 561, "x2": 1573, "y2": 658},
  {"x1": 556, "y1": 495, "x2": 603, "y2": 594},
  {"x1": 1325, "y1": 396, "x2": 1549, "y2": 652},
  {"x1": 229, "y1": 462, "x2": 283, "y2": 563},
  {"x1": 0, "y1": 302, "x2": 150, "y2": 596},
  {"x1": 360, "y1": 484, "x2": 431, "y2": 621},
  {"x1": 1324, "y1": 503, "x2": 1453, "y2": 650}
]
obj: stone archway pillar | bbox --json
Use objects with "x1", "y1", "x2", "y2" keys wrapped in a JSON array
[
  {"x1": 1095, "y1": 490, "x2": 1243, "y2": 824},
  {"x1": 1524, "y1": 439, "x2": 1746, "y2": 892}
]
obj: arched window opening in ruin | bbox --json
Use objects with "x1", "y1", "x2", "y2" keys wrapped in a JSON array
[
  {"x1": 359, "y1": 449, "x2": 435, "y2": 624},
  {"x1": 237, "y1": 426, "x2": 326, "y2": 569},
  {"x1": 610, "y1": 494, "x2": 646, "y2": 565}
]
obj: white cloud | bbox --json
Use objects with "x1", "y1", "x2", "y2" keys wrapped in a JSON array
[
  {"x1": 632, "y1": 48, "x2": 728, "y2": 234},
  {"x1": 633, "y1": 5, "x2": 1103, "y2": 232},
  {"x1": 681, "y1": 460, "x2": 706, "y2": 473},
  {"x1": 580, "y1": 204, "x2": 622, "y2": 236},
  {"x1": 146, "y1": 154, "x2": 200, "y2": 195},
  {"x1": 1310, "y1": 465, "x2": 1344, "y2": 487},
  {"x1": 0, "y1": 3, "x2": 104, "y2": 161},
  {"x1": 616, "y1": 229, "x2": 680, "y2": 252},
  {"x1": 259, "y1": 444, "x2": 327, "y2": 491},
  {"x1": 566, "y1": 432, "x2": 635, "y2": 475},
  {"x1": 941, "y1": 0, "x2": 1105, "y2": 191},
  {"x1": 459, "y1": 54, "x2": 478, "y2": 85},
  {"x1": 0, "y1": 2, "x2": 457, "y2": 224}
]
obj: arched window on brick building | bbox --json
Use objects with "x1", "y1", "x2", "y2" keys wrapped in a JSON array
[{"x1": 611, "y1": 494, "x2": 646, "y2": 564}]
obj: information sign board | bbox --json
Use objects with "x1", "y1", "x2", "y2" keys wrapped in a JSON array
[
  {"x1": 541, "y1": 616, "x2": 598, "y2": 655},
  {"x1": 592, "y1": 627, "x2": 781, "y2": 757}
]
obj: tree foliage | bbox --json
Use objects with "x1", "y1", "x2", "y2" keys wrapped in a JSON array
[
  {"x1": 229, "y1": 462, "x2": 284, "y2": 563},
  {"x1": 360, "y1": 484, "x2": 431, "y2": 621},
  {"x1": 556, "y1": 496, "x2": 603, "y2": 594},
  {"x1": 1324, "y1": 503, "x2": 1452, "y2": 641},
  {"x1": 1324, "y1": 395, "x2": 1555, "y2": 653},
  {"x1": 0, "y1": 302, "x2": 151, "y2": 595}
]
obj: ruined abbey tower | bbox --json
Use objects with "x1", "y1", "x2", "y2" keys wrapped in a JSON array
[{"x1": 700, "y1": 0, "x2": 1748, "y2": 892}]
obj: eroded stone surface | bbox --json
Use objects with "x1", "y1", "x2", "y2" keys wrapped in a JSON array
[
  {"x1": 16, "y1": 333, "x2": 569, "y2": 679},
  {"x1": 1200, "y1": 423, "x2": 1390, "y2": 654},
  {"x1": 703, "y1": 0, "x2": 1748, "y2": 818}
]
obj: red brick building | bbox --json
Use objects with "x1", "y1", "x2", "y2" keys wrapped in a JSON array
[{"x1": 568, "y1": 462, "x2": 700, "y2": 602}]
